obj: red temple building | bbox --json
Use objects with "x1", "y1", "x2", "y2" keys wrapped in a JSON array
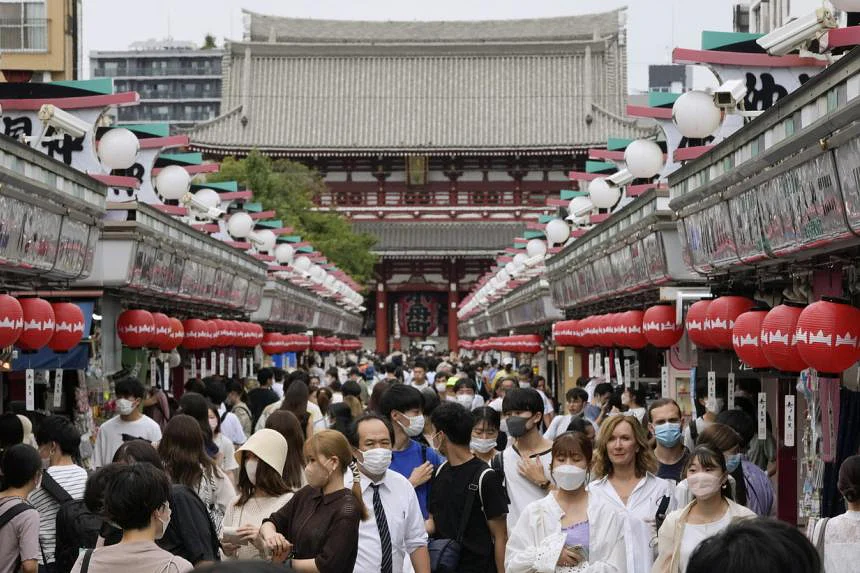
[{"x1": 188, "y1": 8, "x2": 652, "y2": 353}]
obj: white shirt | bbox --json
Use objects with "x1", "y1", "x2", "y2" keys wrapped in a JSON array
[
  {"x1": 488, "y1": 397, "x2": 503, "y2": 412},
  {"x1": 218, "y1": 404, "x2": 247, "y2": 445},
  {"x1": 820, "y1": 510, "x2": 860, "y2": 573},
  {"x1": 536, "y1": 390, "x2": 554, "y2": 415},
  {"x1": 354, "y1": 469, "x2": 428, "y2": 573},
  {"x1": 93, "y1": 414, "x2": 162, "y2": 468},
  {"x1": 272, "y1": 381, "x2": 284, "y2": 399},
  {"x1": 502, "y1": 445, "x2": 552, "y2": 531},
  {"x1": 215, "y1": 433, "x2": 239, "y2": 473},
  {"x1": 682, "y1": 418, "x2": 711, "y2": 451},
  {"x1": 679, "y1": 509, "x2": 732, "y2": 573},
  {"x1": 588, "y1": 473, "x2": 675, "y2": 573},
  {"x1": 543, "y1": 414, "x2": 573, "y2": 441}
]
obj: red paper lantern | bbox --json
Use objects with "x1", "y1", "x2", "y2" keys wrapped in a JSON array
[
  {"x1": 48, "y1": 302, "x2": 84, "y2": 352},
  {"x1": 618, "y1": 310, "x2": 647, "y2": 349},
  {"x1": 148, "y1": 313, "x2": 172, "y2": 350},
  {"x1": 516, "y1": 334, "x2": 542, "y2": 354},
  {"x1": 591, "y1": 315, "x2": 607, "y2": 347},
  {"x1": 796, "y1": 299, "x2": 860, "y2": 373},
  {"x1": 732, "y1": 309, "x2": 770, "y2": 369},
  {"x1": 578, "y1": 316, "x2": 595, "y2": 347},
  {"x1": 0, "y1": 295, "x2": 23, "y2": 348},
  {"x1": 160, "y1": 317, "x2": 184, "y2": 352},
  {"x1": 248, "y1": 323, "x2": 264, "y2": 347},
  {"x1": 262, "y1": 332, "x2": 284, "y2": 355},
  {"x1": 181, "y1": 319, "x2": 210, "y2": 350},
  {"x1": 117, "y1": 309, "x2": 154, "y2": 349},
  {"x1": 761, "y1": 303, "x2": 808, "y2": 373},
  {"x1": 553, "y1": 320, "x2": 580, "y2": 347},
  {"x1": 642, "y1": 304, "x2": 684, "y2": 348},
  {"x1": 705, "y1": 296, "x2": 754, "y2": 350},
  {"x1": 685, "y1": 300, "x2": 713, "y2": 349}
]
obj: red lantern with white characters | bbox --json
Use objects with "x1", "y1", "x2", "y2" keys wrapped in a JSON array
[
  {"x1": 516, "y1": 334, "x2": 543, "y2": 354},
  {"x1": 553, "y1": 320, "x2": 580, "y2": 347},
  {"x1": 116, "y1": 309, "x2": 154, "y2": 349},
  {"x1": 731, "y1": 309, "x2": 770, "y2": 369},
  {"x1": 619, "y1": 310, "x2": 647, "y2": 349},
  {"x1": 148, "y1": 313, "x2": 172, "y2": 350},
  {"x1": 760, "y1": 303, "x2": 808, "y2": 373},
  {"x1": 577, "y1": 317, "x2": 593, "y2": 347},
  {"x1": 592, "y1": 315, "x2": 608, "y2": 347},
  {"x1": 261, "y1": 332, "x2": 284, "y2": 355},
  {"x1": 795, "y1": 298, "x2": 860, "y2": 373},
  {"x1": 48, "y1": 302, "x2": 84, "y2": 352},
  {"x1": 160, "y1": 317, "x2": 184, "y2": 352},
  {"x1": 642, "y1": 304, "x2": 684, "y2": 348},
  {"x1": 181, "y1": 319, "x2": 209, "y2": 350},
  {"x1": 705, "y1": 296, "x2": 754, "y2": 349},
  {"x1": 685, "y1": 300, "x2": 713, "y2": 349},
  {"x1": 0, "y1": 295, "x2": 23, "y2": 348},
  {"x1": 208, "y1": 319, "x2": 226, "y2": 347},
  {"x1": 248, "y1": 323, "x2": 264, "y2": 347}
]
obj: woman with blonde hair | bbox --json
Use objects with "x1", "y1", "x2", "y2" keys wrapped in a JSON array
[
  {"x1": 222, "y1": 429, "x2": 294, "y2": 561},
  {"x1": 258, "y1": 429, "x2": 367, "y2": 572},
  {"x1": 589, "y1": 415, "x2": 674, "y2": 573}
]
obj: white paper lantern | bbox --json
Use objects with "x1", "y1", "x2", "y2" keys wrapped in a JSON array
[
  {"x1": 624, "y1": 139, "x2": 665, "y2": 179},
  {"x1": 526, "y1": 238, "x2": 547, "y2": 259},
  {"x1": 194, "y1": 188, "x2": 221, "y2": 209},
  {"x1": 588, "y1": 177, "x2": 621, "y2": 209},
  {"x1": 274, "y1": 243, "x2": 295, "y2": 264},
  {"x1": 324, "y1": 274, "x2": 337, "y2": 288},
  {"x1": 155, "y1": 165, "x2": 191, "y2": 201},
  {"x1": 504, "y1": 262, "x2": 517, "y2": 276},
  {"x1": 250, "y1": 229, "x2": 276, "y2": 253},
  {"x1": 672, "y1": 90, "x2": 723, "y2": 139},
  {"x1": 293, "y1": 255, "x2": 312, "y2": 273},
  {"x1": 497, "y1": 270, "x2": 510, "y2": 284},
  {"x1": 309, "y1": 265, "x2": 326, "y2": 284},
  {"x1": 97, "y1": 128, "x2": 140, "y2": 170},
  {"x1": 545, "y1": 218, "x2": 571, "y2": 245},
  {"x1": 513, "y1": 253, "x2": 528, "y2": 267},
  {"x1": 226, "y1": 212, "x2": 254, "y2": 238}
]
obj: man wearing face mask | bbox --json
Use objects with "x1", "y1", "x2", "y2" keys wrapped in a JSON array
[
  {"x1": 453, "y1": 378, "x2": 484, "y2": 412},
  {"x1": 380, "y1": 386, "x2": 445, "y2": 520},
  {"x1": 93, "y1": 378, "x2": 162, "y2": 468},
  {"x1": 70, "y1": 463, "x2": 193, "y2": 573},
  {"x1": 349, "y1": 415, "x2": 430, "y2": 573},
  {"x1": 30, "y1": 416, "x2": 88, "y2": 571},
  {"x1": 497, "y1": 388, "x2": 554, "y2": 532},
  {"x1": 649, "y1": 399, "x2": 690, "y2": 484}
]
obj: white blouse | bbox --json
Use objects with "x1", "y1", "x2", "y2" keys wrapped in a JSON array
[
  {"x1": 222, "y1": 492, "x2": 294, "y2": 561},
  {"x1": 821, "y1": 510, "x2": 860, "y2": 573}
]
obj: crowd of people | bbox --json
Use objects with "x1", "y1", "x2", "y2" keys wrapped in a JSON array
[{"x1": 0, "y1": 351, "x2": 857, "y2": 573}]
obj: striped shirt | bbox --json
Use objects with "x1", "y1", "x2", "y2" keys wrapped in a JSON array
[{"x1": 29, "y1": 464, "x2": 88, "y2": 564}]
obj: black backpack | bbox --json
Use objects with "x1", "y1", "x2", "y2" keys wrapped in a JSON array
[{"x1": 43, "y1": 473, "x2": 105, "y2": 573}]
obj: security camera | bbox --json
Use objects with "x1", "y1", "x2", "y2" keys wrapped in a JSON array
[
  {"x1": 755, "y1": 8, "x2": 836, "y2": 56},
  {"x1": 713, "y1": 79, "x2": 747, "y2": 109},
  {"x1": 606, "y1": 168, "x2": 634, "y2": 187},
  {"x1": 180, "y1": 192, "x2": 225, "y2": 220},
  {"x1": 37, "y1": 104, "x2": 92, "y2": 139}
]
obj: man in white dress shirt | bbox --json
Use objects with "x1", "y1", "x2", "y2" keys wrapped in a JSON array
[{"x1": 349, "y1": 414, "x2": 431, "y2": 573}]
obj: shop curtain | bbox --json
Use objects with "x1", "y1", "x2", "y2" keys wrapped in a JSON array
[{"x1": 822, "y1": 386, "x2": 860, "y2": 517}]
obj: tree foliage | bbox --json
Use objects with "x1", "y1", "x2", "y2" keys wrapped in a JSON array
[
  {"x1": 207, "y1": 151, "x2": 377, "y2": 285},
  {"x1": 202, "y1": 34, "x2": 217, "y2": 49}
]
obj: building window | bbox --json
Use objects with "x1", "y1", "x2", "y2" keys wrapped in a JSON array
[{"x1": 0, "y1": 0, "x2": 47, "y2": 52}]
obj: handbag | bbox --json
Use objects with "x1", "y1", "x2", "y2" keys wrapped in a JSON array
[{"x1": 428, "y1": 464, "x2": 491, "y2": 573}]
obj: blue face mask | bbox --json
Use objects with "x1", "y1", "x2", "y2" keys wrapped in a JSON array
[
  {"x1": 654, "y1": 423, "x2": 682, "y2": 447},
  {"x1": 725, "y1": 453, "x2": 742, "y2": 473}
]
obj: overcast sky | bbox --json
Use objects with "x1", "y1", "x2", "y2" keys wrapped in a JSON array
[{"x1": 81, "y1": 0, "x2": 821, "y2": 92}]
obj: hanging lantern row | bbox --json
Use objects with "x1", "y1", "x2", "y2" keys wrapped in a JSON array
[
  {"x1": 116, "y1": 310, "x2": 264, "y2": 351},
  {"x1": 467, "y1": 335, "x2": 542, "y2": 354},
  {"x1": 261, "y1": 333, "x2": 311, "y2": 355},
  {"x1": 0, "y1": 296, "x2": 86, "y2": 353},
  {"x1": 552, "y1": 306, "x2": 682, "y2": 350},
  {"x1": 732, "y1": 299, "x2": 860, "y2": 374}
]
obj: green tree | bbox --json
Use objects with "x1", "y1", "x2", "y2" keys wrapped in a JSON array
[
  {"x1": 207, "y1": 151, "x2": 377, "y2": 285},
  {"x1": 202, "y1": 34, "x2": 217, "y2": 49}
]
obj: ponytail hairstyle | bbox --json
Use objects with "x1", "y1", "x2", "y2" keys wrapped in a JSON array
[{"x1": 304, "y1": 429, "x2": 369, "y2": 520}]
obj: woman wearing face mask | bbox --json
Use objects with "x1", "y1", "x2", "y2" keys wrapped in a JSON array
[
  {"x1": 505, "y1": 432, "x2": 627, "y2": 572},
  {"x1": 208, "y1": 403, "x2": 239, "y2": 483},
  {"x1": 653, "y1": 445, "x2": 755, "y2": 573},
  {"x1": 222, "y1": 429, "x2": 294, "y2": 561},
  {"x1": 258, "y1": 430, "x2": 368, "y2": 572},
  {"x1": 71, "y1": 463, "x2": 193, "y2": 573},
  {"x1": 470, "y1": 407, "x2": 502, "y2": 463}
]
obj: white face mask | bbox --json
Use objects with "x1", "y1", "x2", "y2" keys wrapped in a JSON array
[
  {"x1": 456, "y1": 394, "x2": 474, "y2": 409},
  {"x1": 552, "y1": 464, "x2": 587, "y2": 491},
  {"x1": 116, "y1": 398, "x2": 136, "y2": 416},
  {"x1": 519, "y1": 381, "x2": 531, "y2": 389},
  {"x1": 687, "y1": 472, "x2": 723, "y2": 499},
  {"x1": 245, "y1": 459, "x2": 259, "y2": 486},
  {"x1": 359, "y1": 448, "x2": 392, "y2": 476},
  {"x1": 155, "y1": 503, "x2": 171, "y2": 540},
  {"x1": 398, "y1": 414, "x2": 425, "y2": 437},
  {"x1": 435, "y1": 383, "x2": 448, "y2": 393},
  {"x1": 470, "y1": 437, "x2": 497, "y2": 454}
]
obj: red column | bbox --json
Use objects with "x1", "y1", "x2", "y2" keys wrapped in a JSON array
[
  {"x1": 375, "y1": 283, "x2": 389, "y2": 354},
  {"x1": 448, "y1": 283, "x2": 459, "y2": 353}
]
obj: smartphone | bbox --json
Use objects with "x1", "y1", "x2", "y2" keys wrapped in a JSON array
[{"x1": 565, "y1": 544, "x2": 589, "y2": 564}]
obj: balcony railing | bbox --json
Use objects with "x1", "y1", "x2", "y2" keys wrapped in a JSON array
[
  {"x1": 0, "y1": 18, "x2": 48, "y2": 53},
  {"x1": 93, "y1": 64, "x2": 222, "y2": 78}
]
